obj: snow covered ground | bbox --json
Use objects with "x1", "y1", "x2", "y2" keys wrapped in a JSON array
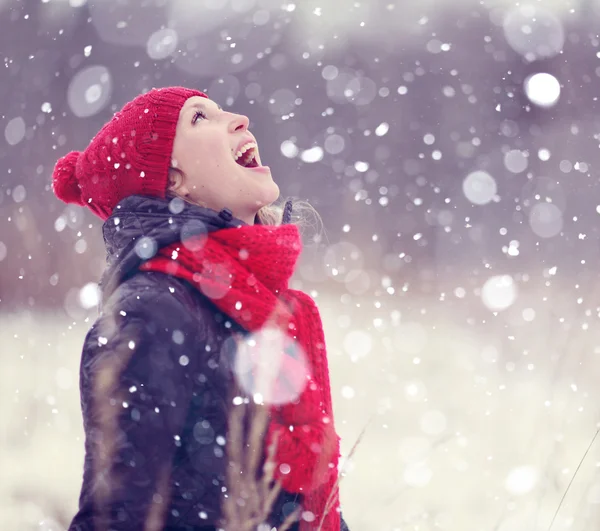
[{"x1": 3, "y1": 288, "x2": 600, "y2": 531}]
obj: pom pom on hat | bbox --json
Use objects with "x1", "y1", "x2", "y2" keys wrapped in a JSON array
[{"x1": 52, "y1": 151, "x2": 84, "y2": 206}]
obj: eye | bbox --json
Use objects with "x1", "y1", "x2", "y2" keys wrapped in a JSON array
[{"x1": 192, "y1": 110, "x2": 207, "y2": 124}]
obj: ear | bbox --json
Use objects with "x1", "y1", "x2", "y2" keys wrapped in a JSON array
[{"x1": 167, "y1": 166, "x2": 189, "y2": 197}]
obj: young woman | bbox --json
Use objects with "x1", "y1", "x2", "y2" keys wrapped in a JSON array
[{"x1": 52, "y1": 87, "x2": 347, "y2": 530}]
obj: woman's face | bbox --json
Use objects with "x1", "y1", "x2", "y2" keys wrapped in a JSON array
[{"x1": 170, "y1": 96, "x2": 280, "y2": 224}]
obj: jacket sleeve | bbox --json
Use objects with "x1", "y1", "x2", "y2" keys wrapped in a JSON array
[{"x1": 74, "y1": 284, "x2": 202, "y2": 530}]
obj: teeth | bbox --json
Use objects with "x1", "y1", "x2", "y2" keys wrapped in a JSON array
[{"x1": 234, "y1": 142, "x2": 257, "y2": 161}]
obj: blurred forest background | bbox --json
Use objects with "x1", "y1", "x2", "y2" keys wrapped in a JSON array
[{"x1": 3, "y1": 0, "x2": 600, "y2": 529}]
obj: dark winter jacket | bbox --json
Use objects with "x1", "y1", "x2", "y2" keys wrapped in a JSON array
[{"x1": 68, "y1": 195, "x2": 301, "y2": 531}]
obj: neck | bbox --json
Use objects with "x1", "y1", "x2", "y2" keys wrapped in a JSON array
[
  {"x1": 174, "y1": 194, "x2": 258, "y2": 225},
  {"x1": 239, "y1": 213, "x2": 256, "y2": 225}
]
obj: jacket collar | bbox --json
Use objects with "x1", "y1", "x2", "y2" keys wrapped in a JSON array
[
  {"x1": 99, "y1": 195, "x2": 294, "y2": 306},
  {"x1": 99, "y1": 195, "x2": 246, "y2": 303}
]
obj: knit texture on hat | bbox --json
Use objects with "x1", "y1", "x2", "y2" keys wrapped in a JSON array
[{"x1": 52, "y1": 86, "x2": 206, "y2": 220}]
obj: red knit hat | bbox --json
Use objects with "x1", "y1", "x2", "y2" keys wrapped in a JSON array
[{"x1": 52, "y1": 86, "x2": 207, "y2": 220}]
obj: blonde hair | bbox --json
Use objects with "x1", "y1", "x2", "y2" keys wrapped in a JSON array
[{"x1": 257, "y1": 198, "x2": 325, "y2": 242}]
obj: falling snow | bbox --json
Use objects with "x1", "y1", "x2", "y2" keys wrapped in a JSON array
[{"x1": 3, "y1": 0, "x2": 600, "y2": 530}]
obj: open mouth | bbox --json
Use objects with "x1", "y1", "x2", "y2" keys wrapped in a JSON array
[{"x1": 234, "y1": 141, "x2": 260, "y2": 169}]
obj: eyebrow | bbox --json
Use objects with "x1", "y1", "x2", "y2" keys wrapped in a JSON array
[{"x1": 189, "y1": 101, "x2": 222, "y2": 114}]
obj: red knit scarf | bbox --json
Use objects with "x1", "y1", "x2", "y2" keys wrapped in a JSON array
[{"x1": 139, "y1": 223, "x2": 341, "y2": 531}]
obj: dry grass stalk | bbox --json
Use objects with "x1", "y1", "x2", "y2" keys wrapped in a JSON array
[
  {"x1": 143, "y1": 462, "x2": 172, "y2": 531},
  {"x1": 547, "y1": 426, "x2": 600, "y2": 531},
  {"x1": 91, "y1": 339, "x2": 132, "y2": 531},
  {"x1": 92, "y1": 319, "x2": 172, "y2": 531},
  {"x1": 316, "y1": 415, "x2": 373, "y2": 531},
  {"x1": 220, "y1": 394, "x2": 300, "y2": 531}
]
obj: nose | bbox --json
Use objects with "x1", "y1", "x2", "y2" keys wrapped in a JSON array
[{"x1": 228, "y1": 112, "x2": 250, "y2": 133}]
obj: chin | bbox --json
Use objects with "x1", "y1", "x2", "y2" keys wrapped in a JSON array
[{"x1": 258, "y1": 181, "x2": 280, "y2": 206}]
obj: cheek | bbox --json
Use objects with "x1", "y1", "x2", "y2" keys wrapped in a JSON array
[
  {"x1": 173, "y1": 129, "x2": 233, "y2": 174},
  {"x1": 196, "y1": 141, "x2": 230, "y2": 170}
]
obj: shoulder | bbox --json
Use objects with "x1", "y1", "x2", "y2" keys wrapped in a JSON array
[
  {"x1": 103, "y1": 271, "x2": 200, "y2": 322},
  {"x1": 80, "y1": 274, "x2": 208, "y2": 412},
  {"x1": 96, "y1": 271, "x2": 235, "y2": 343},
  {"x1": 87, "y1": 272, "x2": 210, "y2": 356}
]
